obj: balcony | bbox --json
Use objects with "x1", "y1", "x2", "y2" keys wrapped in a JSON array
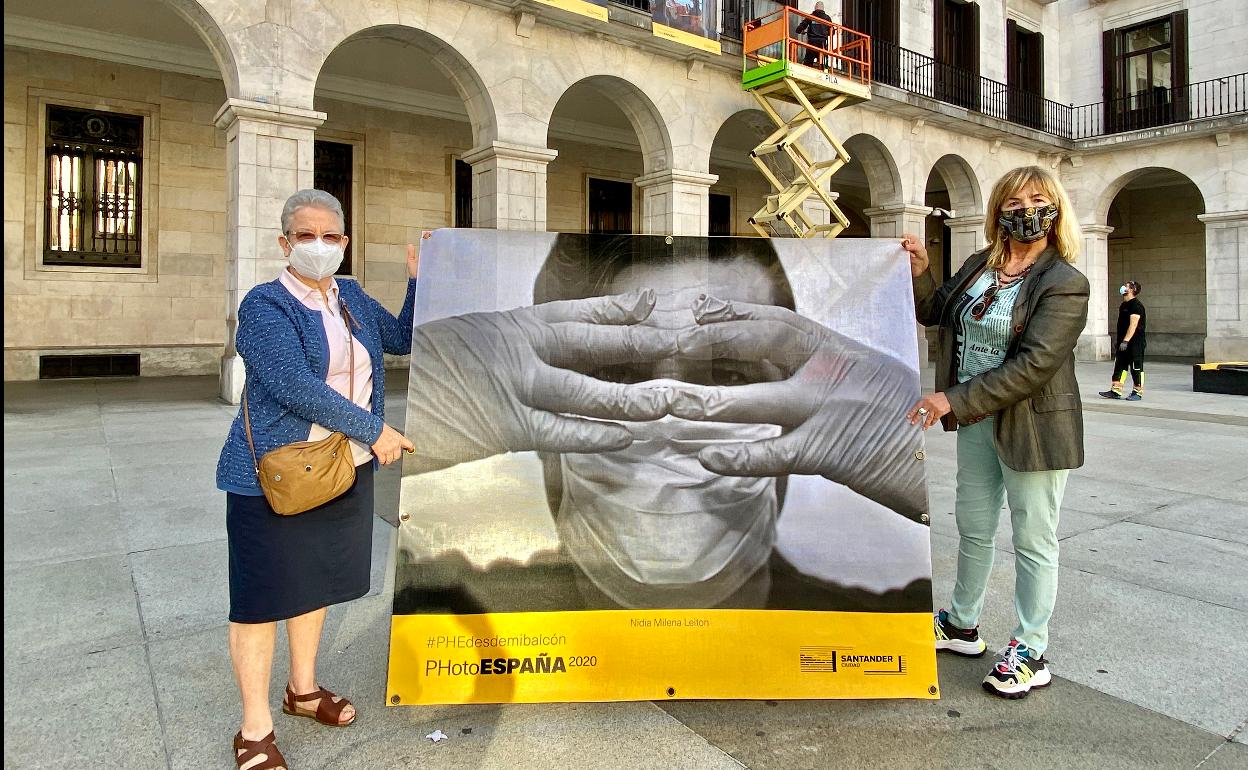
[
  {"x1": 866, "y1": 40, "x2": 1247, "y2": 141},
  {"x1": 714, "y1": 5, "x2": 1247, "y2": 143}
]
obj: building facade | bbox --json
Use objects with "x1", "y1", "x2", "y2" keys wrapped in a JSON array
[{"x1": 4, "y1": 0, "x2": 1246, "y2": 398}]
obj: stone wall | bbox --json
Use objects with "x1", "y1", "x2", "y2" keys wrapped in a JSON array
[
  {"x1": 1108, "y1": 181, "x2": 1207, "y2": 357},
  {"x1": 4, "y1": 49, "x2": 227, "y2": 380},
  {"x1": 1060, "y1": 0, "x2": 1248, "y2": 108},
  {"x1": 316, "y1": 97, "x2": 472, "y2": 313}
]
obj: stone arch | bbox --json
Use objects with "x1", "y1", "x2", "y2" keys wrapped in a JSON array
[
  {"x1": 1101, "y1": 166, "x2": 1208, "y2": 358},
  {"x1": 1095, "y1": 166, "x2": 1206, "y2": 226},
  {"x1": 159, "y1": 0, "x2": 241, "y2": 96},
  {"x1": 313, "y1": 25, "x2": 497, "y2": 148},
  {"x1": 927, "y1": 154, "x2": 982, "y2": 216},
  {"x1": 843, "y1": 134, "x2": 905, "y2": 207},
  {"x1": 548, "y1": 76, "x2": 673, "y2": 176},
  {"x1": 707, "y1": 109, "x2": 773, "y2": 164}
]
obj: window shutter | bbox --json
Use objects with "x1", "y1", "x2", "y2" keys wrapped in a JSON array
[
  {"x1": 1006, "y1": 19, "x2": 1017, "y2": 89},
  {"x1": 1171, "y1": 9, "x2": 1189, "y2": 120},
  {"x1": 1035, "y1": 31, "x2": 1045, "y2": 98},
  {"x1": 1102, "y1": 29, "x2": 1116, "y2": 132},
  {"x1": 969, "y1": 2, "x2": 980, "y2": 80}
]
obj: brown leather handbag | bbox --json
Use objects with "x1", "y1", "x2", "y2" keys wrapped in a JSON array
[{"x1": 242, "y1": 299, "x2": 361, "y2": 516}]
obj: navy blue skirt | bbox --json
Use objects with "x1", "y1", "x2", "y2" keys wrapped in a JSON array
[{"x1": 227, "y1": 463, "x2": 374, "y2": 623}]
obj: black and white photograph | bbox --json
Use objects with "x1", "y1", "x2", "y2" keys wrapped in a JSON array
[{"x1": 392, "y1": 231, "x2": 932, "y2": 616}]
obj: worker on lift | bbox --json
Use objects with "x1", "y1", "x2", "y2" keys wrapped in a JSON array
[{"x1": 796, "y1": 2, "x2": 832, "y2": 68}]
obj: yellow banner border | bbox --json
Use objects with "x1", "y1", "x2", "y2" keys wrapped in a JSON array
[
  {"x1": 387, "y1": 609, "x2": 938, "y2": 705},
  {"x1": 534, "y1": 0, "x2": 609, "y2": 22},
  {"x1": 653, "y1": 22, "x2": 722, "y2": 54}
]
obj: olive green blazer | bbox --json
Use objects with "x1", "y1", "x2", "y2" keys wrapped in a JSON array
[{"x1": 913, "y1": 245, "x2": 1090, "y2": 472}]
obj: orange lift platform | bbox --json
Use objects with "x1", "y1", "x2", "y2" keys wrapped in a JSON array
[{"x1": 741, "y1": 8, "x2": 871, "y2": 238}]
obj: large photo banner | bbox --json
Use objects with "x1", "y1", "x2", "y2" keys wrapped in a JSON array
[
  {"x1": 387, "y1": 232, "x2": 936, "y2": 705},
  {"x1": 652, "y1": 0, "x2": 721, "y2": 54}
]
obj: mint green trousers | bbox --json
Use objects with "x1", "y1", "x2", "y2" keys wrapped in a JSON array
[{"x1": 947, "y1": 418, "x2": 1068, "y2": 656}]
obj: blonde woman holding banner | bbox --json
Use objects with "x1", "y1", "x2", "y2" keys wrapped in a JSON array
[{"x1": 902, "y1": 165, "x2": 1089, "y2": 699}]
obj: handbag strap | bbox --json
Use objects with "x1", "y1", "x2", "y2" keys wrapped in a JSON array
[{"x1": 242, "y1": 289, "x2": 361, "y2": 474}]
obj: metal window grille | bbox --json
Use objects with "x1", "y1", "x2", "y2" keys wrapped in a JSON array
[{"x1": 44, "y1": 106, "x2": 143, "y2": 268}]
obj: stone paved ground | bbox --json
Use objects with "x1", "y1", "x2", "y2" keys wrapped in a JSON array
[{"x1": 3, "y1": 361, "x2": 1246, "y2": 769}]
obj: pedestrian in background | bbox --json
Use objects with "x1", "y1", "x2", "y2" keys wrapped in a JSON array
[
  {"x1": 1100, "y1": 280, "x2": 1146, "y2": 401},
  {"x1": 216, "y1": 189, "x2": 418, "y2": 769},
  {"x1": 902, "y1": 165, "x2": 1089, "y2": 699}
]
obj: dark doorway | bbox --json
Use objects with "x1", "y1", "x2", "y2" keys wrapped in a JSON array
[
  {"x1": 313, "y1": 139, "x2": 354, "y2": 275},
  {"x1": 709, "y1": 193, "x2": 733, "y2": 236},
  {"x1": 454, "y1": 159, "x2": 473, "y2": 228},
  {"x1": 842, "y1": 0, "x2": 899, "y2": 86},
  {"x1": 1006, "y1": 20, "x2": 1044, "y2": 129},
  {"x1": 934, "y1": 0, "x2": 980, "y2": 111},
  {"x1": 588, "y1": 178, "x2": 633, "y2": 235}
]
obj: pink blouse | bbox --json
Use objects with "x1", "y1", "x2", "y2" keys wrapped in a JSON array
[{"x1": 278, "y1": 268, "x2": 375, "y2": 466}]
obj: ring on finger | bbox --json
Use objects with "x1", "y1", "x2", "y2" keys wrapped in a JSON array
[{"x1": 917, "y1": 407, "x2": 929, "y2": 416}]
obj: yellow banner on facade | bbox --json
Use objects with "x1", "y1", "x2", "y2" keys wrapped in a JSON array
[
  {"x1": 533, "y1": 0, "x2": 609, "y2": 23},
  {"x1": 388, "y1": 610, "x2": 937, "y2": 704},
  {"x1": 653, "y1": 22, "x2": 722, "y2": 54}
]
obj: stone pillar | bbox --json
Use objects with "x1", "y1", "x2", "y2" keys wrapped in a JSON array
[
  {"x1": 214, "y1": 99, "x2": 325, "y2": 404},
  {"x1": 944, "y1": 215, "x2": 986, "y2": 272},
  {"x1": 635, "y1": 170, "x2": 719, "y2": 236},
  {"x1": 1198, "y1": 210, "x2": 1248, "y2": 361},
  {"x1": 865, "y1": 203, "x2": 930, "y2": 239},
  {"x1": 463, "y1": 141, "x2": 558, "y2": 231},
  {"x1": 866, "y1": 203, "x2": 933, "y2": 367},
  {"x1": 1075, "y1": 224, "x2": 1114, "y2": 361}
]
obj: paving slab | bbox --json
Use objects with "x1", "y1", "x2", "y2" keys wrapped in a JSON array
[
  {"x1": 1, "y1": 423, "x2": 110, "y2": 450},
  {"x1": 130, "y1": 539, "x2": 230, "y2": 642},
  {"x1": 1201, "y1": 741, "x2": 1248, "y2": 767},
  {"x1": 1047, "y1": 567, "x2": 1248, "y2": 739},
  {"x1": 1059, "y1": 520, "x2": 1248, "y2": 610},
  {"x1": 2, "y1": 443, "x2": 114, "y2": 475},
  {"x1": 1, "y1": 554, "x2": 143, "y2": 661},
  {"x1": 111, "y1": 460, "x2": 223, "y2": 507},
  {"x1": 121, "y1": 495, "x2": 226, "y2": 554},
  {"x1": 1130, "y1": 495, "x2": 1248, "y2": 546},
  {"x1": 658, "y1": 652, "x2": 1227, "y2": 770},
  {"x1": 108, "y1": 436, "x2": 230, "y2": 470},
  {"x1": 2, "y1": 645, "x2": 165, "y2": 770},
  {"x1": 3, "y1": 501, "x2": 127, "y2": 570},
  {"x1": 2, "y1": 466, "x2": 117, "y2": 512}
]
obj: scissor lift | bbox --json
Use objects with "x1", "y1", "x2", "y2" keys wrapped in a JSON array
[{"x1": 741, "y1": 9, "x2": 871, "y2": 238}]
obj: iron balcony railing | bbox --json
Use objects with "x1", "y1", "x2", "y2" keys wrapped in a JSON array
[
  {"x1": 625, "y1": 2, "x2": 1246, "y2": 141},
  {"x1": 868, "y1": 40, "x2": 1244, "y2": 140}
]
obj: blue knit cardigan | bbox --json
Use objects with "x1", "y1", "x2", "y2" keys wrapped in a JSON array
[{"x1": 216, "y1": 276, "x2": 417, "y2": 495}]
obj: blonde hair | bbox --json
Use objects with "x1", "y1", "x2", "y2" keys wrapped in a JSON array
[{"x1": 984, "y1": 166, "x2": 1081, "y2": 268}]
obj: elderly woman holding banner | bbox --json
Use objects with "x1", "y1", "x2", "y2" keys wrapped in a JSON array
[{"x1": 903, "y1": 165, "x2": 1089, "y2": 700}]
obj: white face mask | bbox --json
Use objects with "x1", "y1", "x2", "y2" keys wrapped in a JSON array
[
  {"x1": 286, "y1": 238, "x2": 344, "y2": 280},
  {"x1": 1119, "y1": 285, "x2": 1128, "y2": 296},
  {"x1": 557, "y1": 380, "x2": 782, "y2": 606}
]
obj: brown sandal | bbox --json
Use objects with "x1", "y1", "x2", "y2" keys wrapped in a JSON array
[
  {"x1": 282, "y1": 684, "x2": 356, "y2": 727},
  {"x1": 233, "y1": 731, "x2": 287, "y2": 770}
]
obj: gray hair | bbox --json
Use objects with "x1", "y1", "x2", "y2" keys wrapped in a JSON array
[{"x1": 281, "y1": 189, "x2": 345, "y2": 234}]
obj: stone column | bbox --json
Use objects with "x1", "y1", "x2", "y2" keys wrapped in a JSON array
[
  {"x1": 463, "y1": 141, "x2": 558, "y2": 231},
  {"x1": 1075, "y1": 224, "x2": 1113, "y2": 361},
  {"x1": 635, "y1": 170, "x2": 719, "y2": 236},
  {"x1": 214, "y1": 99, "x2": 325, "y2": 403},
  {"x1": 865, "y1": 203, "x2": 930, "y2": 239},
  {"x1": 943, "y1": 215, "x2": 986, "y2": 272},
  {"x1": 1198, "y1": 210, "x2": 1248, "y2": 361}
]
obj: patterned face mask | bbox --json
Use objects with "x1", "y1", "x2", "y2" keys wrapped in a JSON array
[{"x1": 998, "y1": 203, "x2": 1059, "y2": 243}]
